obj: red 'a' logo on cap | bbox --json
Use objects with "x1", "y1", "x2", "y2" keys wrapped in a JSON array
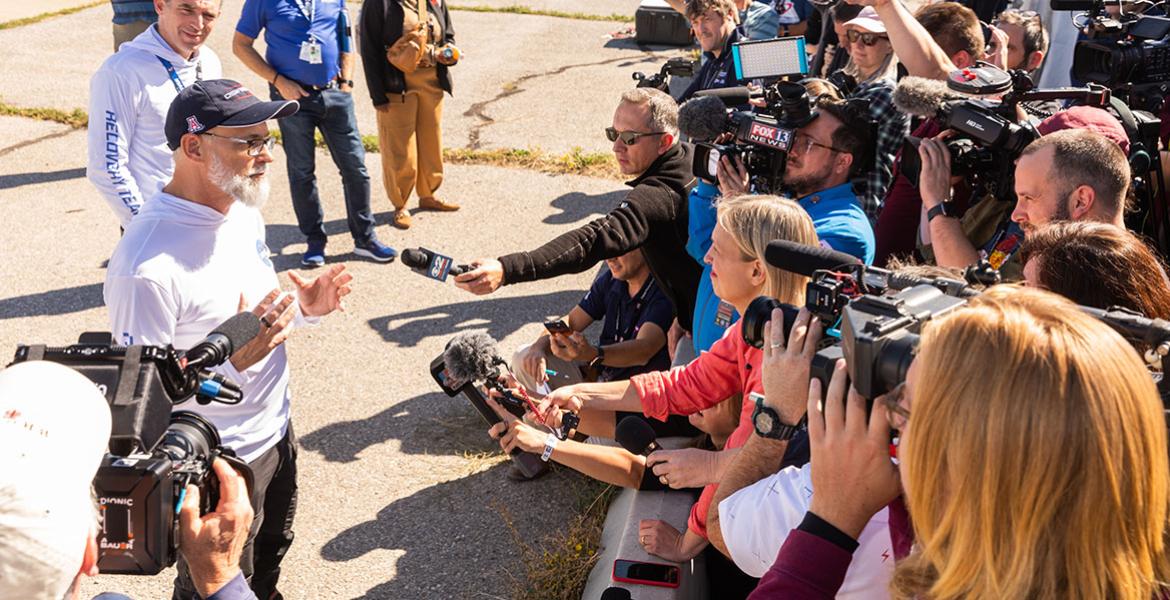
[{"x1": 186, "y1": 115, "x2": 204, "y2": 133}]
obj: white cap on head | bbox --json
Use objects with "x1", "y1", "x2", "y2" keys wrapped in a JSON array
[
  {"x1": 845, "y1": 7, "x2": 887, "y2": 33},
  {"x1": 0, "y1": 361, "x2": 111, "y2": 599}
]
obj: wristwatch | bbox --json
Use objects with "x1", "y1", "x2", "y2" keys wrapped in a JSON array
[
  {"x1": 588, "y1": 345, "x2": 606, "y2": 369},
  {"x1": 750, "y1": 392, "x2": 803, "y2": 440},
  {"x1": 337, "y1": 78, "x2": 354, "y2": 87},
  {"x1": 927, "y1": 201, "x2": 958, "y2": 222}
]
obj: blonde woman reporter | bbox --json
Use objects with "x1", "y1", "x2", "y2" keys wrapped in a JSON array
[
  {"x1": 751, "y1": 286, "x2": 1170, "y2": 599},
  {"x1": 535, "y1": 195, "x2": 818, "y2": 569}
]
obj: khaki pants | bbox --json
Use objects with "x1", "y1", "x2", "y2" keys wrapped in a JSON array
[
  {"x1": 113, "y1": 20, "x2": 152, "y2": 52},
  {"x1": 376, "y1": 67, "x2": 445, "y2": 210}
]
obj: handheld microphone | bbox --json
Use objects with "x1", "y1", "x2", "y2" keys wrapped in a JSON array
[
  {"x1": 765, "y1": 240, "x2": 862, "y2": 276},
  {"x1": 440, "y1": 332, "x2": 551, "y2": 479},
  {"x1": 892, "y1": 76, "x2": 961, "y2": 119},
  {"x1": 401, "y1": 247, "x2": 471, "y2": 282},
  {"x1": 615, "y1": 416, "x2": 661, "y2": 456},
  {"x1": 183, "y1": 312, "x2": 261, "y2": 370},
  {"x1": 678, "y1": 95, "x2": 730, "y2": 142}
]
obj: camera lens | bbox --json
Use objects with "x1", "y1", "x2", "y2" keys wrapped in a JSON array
[
  {"x1": 158, "y1": 411, "x2": 220, "y2": 464},
  {"x1": 873, "y1": 331, "x2": 918, "y2": 397},
  {"x1": 741, "y1": 296, "x2": 800, "y2": 349}
]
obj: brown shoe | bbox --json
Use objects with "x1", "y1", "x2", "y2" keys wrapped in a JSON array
[
  {"x1": 419, "y1": 196, "x2": 461, "y2": 212},
  {"x1": 392, "y1": 209, "x2": 412, "y2": 229}
]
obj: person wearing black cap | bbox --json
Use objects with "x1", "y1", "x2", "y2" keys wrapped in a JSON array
[
  {"x1": 232, "y1": 0, "x2": 396, "y2": 266},
  {"x1": 105, "y1": 79, "x2": 354, "y2": 600}
]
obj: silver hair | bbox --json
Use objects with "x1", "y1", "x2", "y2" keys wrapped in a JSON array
[{"x1": 620, "y1": 88, "x2": 680, "y2": 139}]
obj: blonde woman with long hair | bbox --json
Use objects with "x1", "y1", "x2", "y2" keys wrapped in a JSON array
[
  {"x1": 532, "y1": 195, "x2": 818, "y2": 568},
  {"x1": 750, "y1": 286, "x2": 1170, "y2": 599}
]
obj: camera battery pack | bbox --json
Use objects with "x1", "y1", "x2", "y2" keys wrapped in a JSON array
[{"x1": 635, "y1": 0, "x2": 693, "y2": 46}]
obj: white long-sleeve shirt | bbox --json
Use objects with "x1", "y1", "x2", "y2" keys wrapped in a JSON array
[
  {"x1": 718, "y1": 462, "x2": 894, "y2": 598},
  {"x1": 87, "y1": 25, "x2": 222, "y2": 228},
  {"x1": 104, "y1": 193, "x2": 294, "y2": 462}
]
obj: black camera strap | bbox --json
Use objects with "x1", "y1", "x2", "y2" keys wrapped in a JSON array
[{"x1": 116, "y1": 347, "x2": 143, "y2": 409}]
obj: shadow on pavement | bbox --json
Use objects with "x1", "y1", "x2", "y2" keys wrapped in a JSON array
[
  {"x1": 322, "y1": 462, "x2": 582, "y2": 600},
  {"x1": 0, "y1": 283, "x2": 103, "y2": 320},
  {"x1": 300, "y1": 391, "x2": 497, "y2": 463},
  {"x1": 0, "y1": 167, "x2": 86, "y2": 190},
  {"x1": 368, "y1": 289, "x2": 586, "y2": 348},
  {"x1": 543, "y1": 189, "x2": 624, "y2": 225}
]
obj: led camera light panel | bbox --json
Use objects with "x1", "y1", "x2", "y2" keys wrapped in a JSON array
[{"x1": 733, "y1": 37, "x2": 809, "y2": 80}]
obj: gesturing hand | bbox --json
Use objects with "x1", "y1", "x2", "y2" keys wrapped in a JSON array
[
  {"x1": 762, "y1": 307, "x2": 821, "y2": 425},
  {"x1": 230, "y1": 290, "x2": 296, "y2": 372},
  {"x1": 179, "y1": 458, "x2": 253, "y2": 599},
  {"x1": 646, "y1": 447, "x2": 720, "y2": 489},
  {"x1": 290, "y1": 263, "x2": 352, "y2": 317},
  {"x1": 807, "y1": 360, "x2": 901, "y2": 539},
  {"x1": 453, "y1": 259, "x2": 505, "y2": 295}
]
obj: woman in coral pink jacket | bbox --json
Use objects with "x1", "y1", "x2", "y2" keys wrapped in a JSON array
[{"x1": 537, "y1": 195, "x2": 819, "y2": 562}]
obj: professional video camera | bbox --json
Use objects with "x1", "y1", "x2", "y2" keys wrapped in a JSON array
[
  {"x1": 680, "y1": 80, "x2": 815, "y2": 193},
  {"x1": 747, "y1": 240, "x2": 1170, "y2": 406},
  {"x1": 675, "y1": 37, "x2": 811, "y2": 192},
  {"x1": 894, "y1": 64, "x2": 1112, "y2": 203},
  {"x1": 9, "y1": 314, "x2": 259, "y2": 575},
  {"x1": 1057, "y1": 0, "x2": 1170, "y2": 108},
  {"x1": 632, "y1": 57, "x2": 697, "y2": 95}
]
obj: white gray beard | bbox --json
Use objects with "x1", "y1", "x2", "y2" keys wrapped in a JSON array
[{"x1": 209, "y1": 154, "x2": 270, "y2": 209}]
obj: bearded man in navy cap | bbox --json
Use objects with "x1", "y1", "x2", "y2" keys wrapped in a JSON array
[{"x1": 104, "y1": 79, "x2": 354, "y2": 600}]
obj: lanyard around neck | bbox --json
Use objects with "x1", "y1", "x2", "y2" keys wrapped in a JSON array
[
  {"x1": 157, "y1": 56, "x2": 202, "y2": 94},
  {"x1": 293, "y1": 0, "x2": 315, "y2": 23}
]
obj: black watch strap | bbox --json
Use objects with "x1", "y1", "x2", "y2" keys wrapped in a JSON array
[
  {"x1": 927, "y1": 202, "x2": 956, "y2": 222},
  {"x1": 751, "y1": 392, "x2": 802, "y2": 440},
  {"x1": 588, "y1": 345, "x2": 605, "y2": 369}
]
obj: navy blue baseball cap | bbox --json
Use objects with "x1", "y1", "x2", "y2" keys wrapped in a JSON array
[{"x1": 165, "y1": 79, "x2": 298, "y2": 150}]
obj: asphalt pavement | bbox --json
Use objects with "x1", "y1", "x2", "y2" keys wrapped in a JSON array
[{"x1": 0, "y1": 1, "x2": 696, "y2": 598}]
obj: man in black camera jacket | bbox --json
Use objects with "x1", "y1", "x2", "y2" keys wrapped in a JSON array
[
  {"x1": 103, "y1": 79, "x2": 352, "y2": 600},
  {"x1": 0, "y1": 361, "x2": 256, "y2": 600},
  {"x1": 454, "y1": 88, "x2": 703, "y2": 335}
]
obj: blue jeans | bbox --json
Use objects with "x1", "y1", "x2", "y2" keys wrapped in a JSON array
[{"x1": 272, "y1": 87, "x2": 375, "y2": 246}]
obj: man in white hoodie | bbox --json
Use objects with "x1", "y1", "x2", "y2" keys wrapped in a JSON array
[
  {"x1": 105, "y1": 79, "x2": 352, "y2": 600},
  {"x1": 87, "y1": 0, "x2": 223, "y2": 230}
]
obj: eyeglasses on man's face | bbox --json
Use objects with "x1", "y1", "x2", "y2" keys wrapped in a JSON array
[
  {"x1": 606, "y1": 127, "x2": 666, "y2": 146},
  {"x1": 200, "y1": 132, "x2": 277, "y2": 157}
]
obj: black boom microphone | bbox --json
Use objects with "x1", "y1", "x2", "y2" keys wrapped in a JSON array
[
  {"x1": 615, "y1": 416, "x2": 661, "y2": 456},
  {"x1": 401, "y1": 247, "x2": 472, "y2": 280},
  {"x1": 765, "y1": 240, "x2": 981, "y2": 298},
  {"x1": 678, "y1": 95, "x2": 730, "y2": 142},
  {"x1": 183, "y1": 312, "x2": 261, "y2": 370},
  {"x1": 765, "y1": 239, "x2": 861, "y2": 276}
]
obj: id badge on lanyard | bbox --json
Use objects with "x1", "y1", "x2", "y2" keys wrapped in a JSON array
[
  {"x1": 157, "y1": 57, "x2": 202, "y2": 93},
  {"x1": 294, "y1": 0, "x2": 324, "y2": 64}
]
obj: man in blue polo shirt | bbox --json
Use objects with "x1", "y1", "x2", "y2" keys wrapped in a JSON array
[
  {"x1": 233, "y1": 0, "x2": 396, "y2": 266},
  {"x1": 717, "y1": 98, "x2": 875, "y2": 263}
]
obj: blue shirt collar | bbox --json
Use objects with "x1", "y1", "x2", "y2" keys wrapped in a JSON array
[{"x1": 798, "y1": 183, "x2": 856, "y2": 207}]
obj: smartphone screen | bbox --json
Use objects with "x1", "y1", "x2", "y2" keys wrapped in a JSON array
[{"x1": 612, "y1": 559, "x2": 680, "y2": 587}]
